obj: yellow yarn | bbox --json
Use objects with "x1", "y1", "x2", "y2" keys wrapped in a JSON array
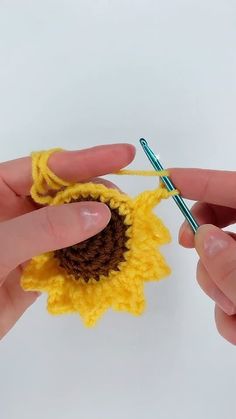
[
  {"x1": 31, "y1": 148, "x2": 71, "y2": 205},
  {"x1": 115, "y1": 169, "x2": 169, "y2": 177},
  {"x1": 21, "y1": 148, "x2": 179, "y2": 327}
]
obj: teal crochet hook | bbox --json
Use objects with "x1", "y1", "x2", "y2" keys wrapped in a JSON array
[{"x1": 139, "y1": 138, "x2": 199, "y2": 233}]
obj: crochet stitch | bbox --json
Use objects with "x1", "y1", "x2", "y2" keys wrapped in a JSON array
[{"x1": 21, "y1": 148, "x2": 179, "y2": 326}]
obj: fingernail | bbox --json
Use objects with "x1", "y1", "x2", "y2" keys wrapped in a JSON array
[
  {"x1": 212, "y1": 287, "x2": 236, "y2": 316},
  {"x1": 198, "y1": 225, "x2": 231, "y2": 258},
  {"x1": 76, "y1": 202, "x2": 111, "y2": 233},
  {"x1": 179, "y1": 221, "x2": 193, "y2": 245}
]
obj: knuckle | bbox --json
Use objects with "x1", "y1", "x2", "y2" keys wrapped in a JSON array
[
  {"x1": 0, "y1": 176, "x2": 13, "y2": 198},
  {"x1": 41, "y1": 205, "x2": 72, "y2": 247},
  {"x1": 0, "y1": 261, "x2": 11, "y2": 281},
  {"x1": 41, "y1": 206, "x2": 62, "y2": 246},
  {"x1": 220, "y1": 260, "x2": 236, "y2": 285},
  {"x1": 201, "y1": 173, "x2": 212, "y2": 202}
]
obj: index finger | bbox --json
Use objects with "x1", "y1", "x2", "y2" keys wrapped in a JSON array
[
  {"x1": 0, "y1": 143, "x2": 136, "y2": 196},
  {"x1": 169, "y1": 168, "x2": 236, "y2": 208}
]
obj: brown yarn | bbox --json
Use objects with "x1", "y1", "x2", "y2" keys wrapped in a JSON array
[{"x1": 54, "y1": 196, "x2": 129, "y2": 282}]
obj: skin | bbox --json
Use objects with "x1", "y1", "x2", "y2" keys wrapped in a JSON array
[
  {"x1": 0, "y1": 143, "x2": 135, "y2": 339},
  {"x1": 171, "y1": 168, "x2": 236, "y2": 345},
  {"x1": 1, "y1": 150, "x2": 236, "y2": 345}
]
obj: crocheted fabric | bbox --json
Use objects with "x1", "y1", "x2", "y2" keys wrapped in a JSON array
[{"x1": 21, "y1": 148, "x2": 178, "y2": 327}]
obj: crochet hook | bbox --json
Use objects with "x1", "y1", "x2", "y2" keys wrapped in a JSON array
[{"x1": 139, "y1": 138, "x2": 199, "y2": 233}]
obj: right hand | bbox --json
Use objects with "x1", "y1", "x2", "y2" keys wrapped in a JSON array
[{"x1": 171, "y1": 168, "x2": 236, "y2": 345}]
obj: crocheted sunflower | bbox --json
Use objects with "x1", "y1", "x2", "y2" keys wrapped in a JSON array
[{"x1": 21, "y1": 149, "x2": 176, "y2": 327}]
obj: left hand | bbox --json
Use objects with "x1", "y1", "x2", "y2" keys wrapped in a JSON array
[{"x1": 0, "y1": 143, "x2": 135, "y2": 339}]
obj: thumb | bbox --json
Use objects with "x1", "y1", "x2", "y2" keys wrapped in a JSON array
[
  {"x1": 194, "y1": 224, "x2": 236, "y2": 306},
  {"x1": 0, "y1": 202, "x2": 111, "y2": 282}
]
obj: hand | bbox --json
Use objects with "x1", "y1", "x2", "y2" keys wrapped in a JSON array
[
  {"x1": 0, "y1": 143, "x2": 135, "y2": 339},
  {"x1": 171, "y1": 168, "x2": 236, "y2": 345}
]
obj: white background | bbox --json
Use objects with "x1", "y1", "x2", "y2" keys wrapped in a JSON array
[{"x1": 1, "y1": 1, "x2": 236, "y2": 418}]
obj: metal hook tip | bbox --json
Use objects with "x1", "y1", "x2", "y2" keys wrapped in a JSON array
[{"x1": 139, "y1": 138, "x2": 148, "y2": 147}]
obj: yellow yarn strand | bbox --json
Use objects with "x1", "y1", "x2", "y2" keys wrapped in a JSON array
[
  {"x1": 115, "y1": 169, "x2": 169, "y2": 177},
  {"x1": 31, "y1": 148, "x2": 72, "y2": 205},
  {"x1": 30, "y1": 148, "x2": 179, "y2": 206},
  {"x1": 116, "y1": 170, "x2": 179, "y2": 198},
  {"x1": 115, "y1": 170, "x2": 179, "y2": 196}
]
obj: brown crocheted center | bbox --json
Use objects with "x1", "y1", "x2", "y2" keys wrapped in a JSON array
[{"x1": 54, "y1": 196, "x2": 129, "y2": 282}]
